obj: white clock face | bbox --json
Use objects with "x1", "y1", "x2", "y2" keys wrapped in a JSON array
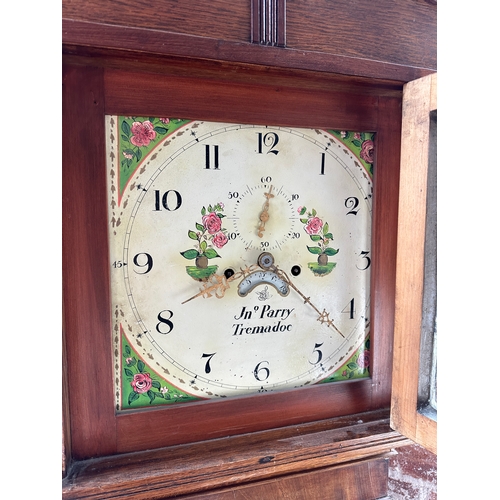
[{"x1": 106, "y1": 117, "x2": 374, "y2": 409}]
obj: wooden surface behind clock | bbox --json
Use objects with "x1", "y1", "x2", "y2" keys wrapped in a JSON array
[{"x1": 63, "y1": 62, "x2": 402, "y2": 460}]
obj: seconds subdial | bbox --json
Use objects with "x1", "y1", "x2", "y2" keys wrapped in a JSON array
[{"x1": 231, "y1": 181, "x2": 299, "y2": 252}]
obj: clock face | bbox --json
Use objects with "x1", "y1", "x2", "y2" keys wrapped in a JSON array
[{"x1": 106, "y1": 117, "x2": 374, "y2": 410}]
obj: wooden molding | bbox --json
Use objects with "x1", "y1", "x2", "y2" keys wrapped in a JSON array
[
  {"x1": 251, "y1": 0, "x2": 286, "y2": 46},
  {"x1": 62, "y1": 409, "x2": 411, "y2": 499},
  {"x1": 62, "y1": 19, "x2": 433, "y2": 84}
]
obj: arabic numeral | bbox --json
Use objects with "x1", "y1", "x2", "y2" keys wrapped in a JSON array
[
  {"x1": 202, "y1": 353, "x2": 216, "y2": 374},
  {"x1": 257, "y1": 132, "x2": 279, "y2": 155},
  {"x1": 357, "y1": 251, "x2": 371, "y2": 270},
  {"x1": 345, "y1": 196, "x2": 359, "y2": 215},
  {"x1": 342, "y1": 299, "x2": 355, "y2": 319},
  {"x1": 254, "y1": 361, "x2": 270, "y2": 381},
  {"x1": 133, "y1": 252, "x2": 153, "y2": 274},
  {"x1": 156, "y1": 310, "x2": 174, "y2": 334},
  {"x1": 310, "y1": 342, "x2": 324, "y2": 365}
]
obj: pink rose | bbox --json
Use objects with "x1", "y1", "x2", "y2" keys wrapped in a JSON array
[
  {"x1": 212, "y1": 231, "x2": 228, "y2": 249},
  {"x1": 305, "y1": 217, "x2": 323, "y2": 235},
  {"x1": 130, "y1": 121, "x2": 156, "y2": 147},
  {"x1": 356, "y1": 351, "x2": 370, "y2": 369},
  {"x1": 131, "y1": 373, "x2": 153, "y2": 393},
  {"x1": 360, "y1": 140, "x2": 374, "y2": 164},
  {"x1": 202, "y1": 212, "x2": 222, "y2": 234}
]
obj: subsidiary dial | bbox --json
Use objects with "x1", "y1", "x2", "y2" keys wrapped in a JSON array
[{"x1": 231, "y1": 181, "x2": 298, "y2": 252}]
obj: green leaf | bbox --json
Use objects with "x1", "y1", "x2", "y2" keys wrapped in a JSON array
[
  {"x1": 352, "y1": 139, "x2": 362, "y2": 147},
  {"x1": 311, "y1": 208, "x2": 317, "y2": 216},
  {"x1": 180, "y1": 249, "x2": 199, "y2": 260},
  {"x1": 299, "y1": 206, "x2": 307, "y2": 215},
  {"x1": 323, "y1": 222, "x2": 329, "y2": 235},
  {"x1": 200, "y1": 240, "x2": 207, "y2": 252},
  {"x1": 121, "y1": 120, "x2": 131, "y2": 136},
  {"x1": 347, "y1": 362, "x2": 358, "y2": 370},
  {"x1": 152, "y1": 380, "x2": 161, "y2": 389},
  {"x1": 128, "y1": 391, "x2": 139, "y2": 405},
  {"x1": 124, "y1": 345, "x2": 131, "y2": 356},
  {"x1": 201, "y1": 206, "x2": 206, "y2": 215},
  {"x1": 121, "y1": 135, "x2": 129, "y2": 143},
  {"x1": 300, "y1": 218, "x2": 309, "y2": 224},
  {"x1": 136, "y1": 148, "x2": 142, "y2": 161},
  {"x1": 324, "y1": 247, "x2": 339, "y2": 256},
  {"x1": 188, "y1": 230, "x2": 199, "y2": 240},
  {"x1": 137, "y1": 360, "x2": 145, "y2": 373},
  {"x1": 195, "y1": 223, "x2": 205, "y2": 232},
  {"x1": 124, "y1": 368, "x2": 134, "y2": 377},
  {"x1": 147, "y1": 390, "x2": 155, "y2": 404},
  {"x1": 217, "y1": 213, "x2": 225, "y2": 219},
  {"x1": 309, "y1": 234, "x2": 322, "y2": 242},
  {"x1": 204, "y1": 248, "x2": 221, "y2": 259},
  {"x1": 154, "y1": 126, "x2": 168, "y2": 134},
  {"x1": 324, "y1": 233, "x2": 334, "y2": 240},
  {"x1": 307, "y1": 246, "x2": 322, "y2": 255}
]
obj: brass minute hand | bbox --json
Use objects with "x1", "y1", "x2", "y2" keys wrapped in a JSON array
[
  {"x1": 257, "y1": 186, "x2": 274, "y2": 238},
  {"x1": 272, "y1": 265, "x2": 345, "y2": 338}
]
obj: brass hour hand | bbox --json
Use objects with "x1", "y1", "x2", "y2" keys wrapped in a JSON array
[{"x1": 257, "y1": 186, "x2": 274, "y2": 238}]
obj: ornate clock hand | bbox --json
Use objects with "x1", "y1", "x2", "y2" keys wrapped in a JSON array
[
  {"x1": 181, "y1": 264, "x2": 260, "y2": 304},
  {"x1": 274, "y1": 267, "x2": 345, "y2": 338},
  {"x1": 257, "y1": 185, "x2": 274, "y2": 237},
  {"x1": 257, "y1": 252, "x2": 345, "y2": 338}
]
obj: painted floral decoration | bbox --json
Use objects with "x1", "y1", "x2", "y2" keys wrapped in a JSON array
[
  {"x1": 123, "y1": 346, "x2": 168, "y2": 405},
  {"x1": 180, "y1": 203, "x2": 229, "y2": 265},
  {"x1": 342, "y1": 343, "x2": 370, "y2": 379},
  {"x1": 331, "y1": 130, "x2": 375, "y2": 176},
  {"x1": 298, "y1": 206, "x2": 339, "y2": 259},
  {"x1": 321, "y1": 337, "x2": 371, "y2": 384},
  {"x1": 120, "y1": 117, "x2": 173, "y2": 168}
]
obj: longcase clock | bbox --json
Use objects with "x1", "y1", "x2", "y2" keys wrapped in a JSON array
[{"x1": 62, "y1": 1, "x2": 436, "y2": 497}]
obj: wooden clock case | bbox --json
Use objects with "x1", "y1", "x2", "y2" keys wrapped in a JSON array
[{"x1": 62, "y1": 1, "x2": 436, "y2": 498}]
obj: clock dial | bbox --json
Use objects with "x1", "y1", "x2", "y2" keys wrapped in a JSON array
[
  {"x1": 106, "y1": 118, "x2": 374, "y2": 410},
  {"x1": 232, "y1": 183, "x2": 297, "y2": 251}
]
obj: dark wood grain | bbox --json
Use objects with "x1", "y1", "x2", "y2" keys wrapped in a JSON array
[
  {"x1": 62, "y1": 19, "x2": 433, "y2": 83},
  {"x1": 286, "y1": 0, "x2": 436, "y2": 70},
  {"x1": 103, "y1": 67, "x2": 380, "y2": 131},
  {"x1": 179, "y1": 459, "x2": 389, "y2": 500},
  {"x1": 62, "y1": 0, "x2": 436, "y2": 77},
  {"x1": 61, "y1": 0, "x2": 436, "y2": 496},
  {"x1": 63, "y1": 0, "x2": 250, "y2": 42},
  {"x1": 62, "y1": 409, "x2": 411, "y2": 499},
  {"x1": 62, "y1": 65, "x2": 117, "y2": 458},
  {"x1": 62, "y1": 60, "x2": 401, "y2": 458},
  {"x1": 370, "y1": 95, "x2": 403, "y2": 406},
  {"x1": 63, "y1": 49, "x2": 406, "y2": 99}
]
